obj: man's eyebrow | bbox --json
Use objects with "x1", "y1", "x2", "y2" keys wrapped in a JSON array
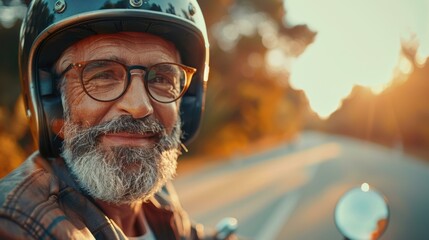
[
  {"x1": 107, "y1": 56, "x2": 124, "y2": 62},
  {"x1": 104, "y1": 56, "x2": 165, "y2": 66}
]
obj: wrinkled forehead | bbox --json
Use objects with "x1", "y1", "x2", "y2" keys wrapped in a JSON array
[{"x1": 56, "y1": 32, "x2": 180, "y2": 71}]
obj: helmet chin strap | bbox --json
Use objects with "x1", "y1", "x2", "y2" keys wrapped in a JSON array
[
  {"x1": 37, "y1": 69, "x2": 65, "y2": 158},
  {"x1": 40, "y1": 95, "x2": 64, "y2": 158}
]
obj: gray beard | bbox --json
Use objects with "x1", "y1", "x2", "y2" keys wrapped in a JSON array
[{"x1": 61, "y1": 115, "x2": 181, "y2": 204}]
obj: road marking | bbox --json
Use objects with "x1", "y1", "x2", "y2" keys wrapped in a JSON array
[
  {"x1": 177, "y1": 143, "x2": 341, "y2": 200},
  {"x1": 175, "y1": 142, "x2": 342, "y2": 234},
  {"x1": 255, "y1": 192, "x2": 301, "y2": 240},
  {"x1": 252, "y1": 145, "x2": 331, "y2": 240}
]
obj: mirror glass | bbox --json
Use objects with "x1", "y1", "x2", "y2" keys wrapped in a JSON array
[{"x1": 334, "y1": 183, "x2": 389, "y2": 240}]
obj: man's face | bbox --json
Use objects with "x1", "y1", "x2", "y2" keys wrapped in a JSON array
[{"x1": 57, "y1": 32, "x2": 182, "y2": 204}]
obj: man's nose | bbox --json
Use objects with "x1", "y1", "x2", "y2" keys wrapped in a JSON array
[{"x1": 115, "y1": 72, "x2": 153, "y2": 118}]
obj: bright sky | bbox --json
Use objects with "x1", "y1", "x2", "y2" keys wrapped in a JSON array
[{"x1": 284, "y1": 0, "x2": 429, "y2": 118}]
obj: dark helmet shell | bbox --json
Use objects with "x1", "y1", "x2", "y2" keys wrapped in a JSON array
[{"x1": 19, "y1": 0, "x2": 209, "y2": 158}]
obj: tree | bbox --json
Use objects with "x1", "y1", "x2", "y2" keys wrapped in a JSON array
[
  {"x1": 323, "y1": 39, "x2": 429, "y2": 160},
  {"x1": 187, "y1": 1, "x2": 316, "y2": 157}
]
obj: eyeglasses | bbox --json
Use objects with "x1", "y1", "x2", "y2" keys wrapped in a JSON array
[{"x1": 58, "y1": 59, "x2": 196, "y2": 103}]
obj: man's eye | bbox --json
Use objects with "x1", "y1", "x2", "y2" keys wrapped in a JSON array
[
  {"x1": 90, "y1": 71, "x2": 117, "y2": 80},
  {"x1": 149, "y1": 74, "x2": 175, "y2": 85}
]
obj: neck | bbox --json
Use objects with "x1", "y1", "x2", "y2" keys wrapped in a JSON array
[{"x1": 95, "y1": 199, "x2": 146, "y2": 237}]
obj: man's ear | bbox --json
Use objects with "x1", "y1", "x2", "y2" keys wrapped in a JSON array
[{"x1": 52, "y1": 119, "x2": 65, "y2": 139}]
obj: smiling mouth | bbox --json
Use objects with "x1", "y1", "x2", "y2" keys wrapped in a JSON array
[{"x1": 101, "y1": 132, "x2": 160, "y2": 147}]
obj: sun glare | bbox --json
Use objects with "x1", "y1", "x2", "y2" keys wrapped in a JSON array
[
  {"x1": 284, "y1": 0, "x2": 429, "y2": 118},
  {"x1": 361, "y1": 183, "x2": 370, "y2": 192}
]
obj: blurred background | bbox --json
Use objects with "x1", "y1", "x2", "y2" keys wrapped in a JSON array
[{"x1": 1, "y1": 0, "x2": 428, "y2": 174}]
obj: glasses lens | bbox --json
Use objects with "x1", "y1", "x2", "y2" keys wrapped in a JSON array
[
  {"x1": 146, "y1": 63, "x2": 187, "y2": 103},
  {"x1": 82, "y1": 60, "x2": 127, "y2": 101}
]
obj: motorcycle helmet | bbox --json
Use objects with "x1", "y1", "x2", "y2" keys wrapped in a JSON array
[{"x1": 19, "y1": 0, "x2": 209, "y2": 158}]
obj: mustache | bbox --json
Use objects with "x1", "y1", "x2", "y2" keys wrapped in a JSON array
[
  {"x1": 96, "y1": 115, "x2": 164, "y2": 135},
  {"x1": 64, "y1": 115, "x2": 166, "y2": 146}
]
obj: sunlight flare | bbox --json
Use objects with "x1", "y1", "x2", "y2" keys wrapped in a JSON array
[{"x1": 284, "y1": 0, "x2": 429, "y2": 118}]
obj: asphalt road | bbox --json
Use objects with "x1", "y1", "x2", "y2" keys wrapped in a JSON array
[{"x1": 173, "y1": 131, "x2": 429, "y2": 240}]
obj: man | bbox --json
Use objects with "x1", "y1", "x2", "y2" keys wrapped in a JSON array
[{"x1": 0, "y1": 0, "x2": 228, "y2": 239}]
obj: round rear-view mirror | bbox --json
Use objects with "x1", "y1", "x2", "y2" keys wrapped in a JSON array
[{"x1": 335, "y1": 183, "x2": 389, "y2": 240}]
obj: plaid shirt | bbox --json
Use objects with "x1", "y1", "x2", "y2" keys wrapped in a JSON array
[{"x1": 0, "y1": 152, "x2": 202, "y2": 240}]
